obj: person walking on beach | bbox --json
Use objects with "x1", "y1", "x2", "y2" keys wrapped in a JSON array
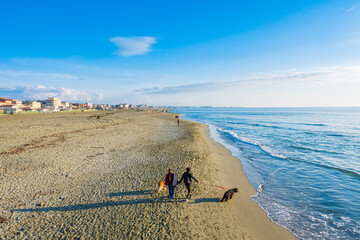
[
  {"x1": 165, "y1": 169, "x2": 178, "y2": 201},
  {"x1": 178, "y1": 167, "x2": 199, "y2": 201},
  {"x1": 177, "y1": 118, "x2": 180, "y2": 126}
]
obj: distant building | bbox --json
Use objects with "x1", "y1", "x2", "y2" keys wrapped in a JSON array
[
  {"x1": 12, "y1": 99, "x2": 22, "y2": 106},
  {"x1": 46, "y1": 97, "x2": 61, "y2": 108},
  {"x1": 0, "y1": 98, "x2": 12, "y2": 106},
  {"x1": 0, "y1": 105, "x2": 20, "y2": 114},
  {"x1": 22, "y1": 106, "x2": 35, "y2": 112},
  {"x1": 23, "y1": 100, "x2": 41, "y2": 109},
  {"x1": 76, "y1": 103, "x2": 87, "y2": 108},
  {"x1": 41, "y1": 101, "x2": 46, "y2": 108},
  {"x1": 62, "y1": 102, "x2": 70, "y2": 108}
]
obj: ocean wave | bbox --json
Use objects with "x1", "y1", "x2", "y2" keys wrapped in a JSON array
[
  {"x1": 250, "y1": 123, "x2": 290, "y2": 130},
  {"x1": 287, "y1": 157, "x2": 360, "y2": 180},
  {"x1": 290, "y1": 145, "x2": 341, "y2": 155},
  {"x1": 324, "y1": 133, "x2": 347, "y2": 137},
  {"x1": 297, "y1": 123, "x2": 327, "y2": 127},
  {"x1": 217, "y1": 128, "x2": 287, "y2": 159},
  {"x1": 217, "y1": 127, "x2": 360, "y2": 180}
]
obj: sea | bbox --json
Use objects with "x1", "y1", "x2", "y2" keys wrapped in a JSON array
[{"x1": 172, "y1": 107, "x2": 360, "y2": 240}]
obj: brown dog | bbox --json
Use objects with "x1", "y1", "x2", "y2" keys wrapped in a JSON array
[
  {"x1": 157, "y1": 180, "x2": 166, "y2": 193},
  {"x1": 221, "y1": 188, "x2": 238, "y2": 202}
]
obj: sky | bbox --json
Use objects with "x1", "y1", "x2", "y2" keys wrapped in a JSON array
[{"x1": 1, "y1": 0, "x2": 360, "y2": 107}]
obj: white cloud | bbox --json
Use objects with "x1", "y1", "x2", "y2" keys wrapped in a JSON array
[
  {"x1": 135, "y1": 65, "x2": 360, "y2": 94},
  {"x1": 0, "y1": 85, "x2": 104, "y2": 102},
  {"x1": 347, "y1": 4, "x2": 357, "y2": 12},
  {"x1": 110, "y1": 36, "x2": 157, "y2": 56}
]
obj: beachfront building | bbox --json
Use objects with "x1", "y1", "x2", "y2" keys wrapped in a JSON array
[
  {"x1": 0, "y1": 98, "x2": 13, "y2": 106},
  {"x1": 0, "y1": 105, "x2": 20, "y2": 114},
  {"x1": 46, "y1": 97, "x2": 61, "y2": 108},
  {"x1": 62, "y1": 102, "x2": 70, "y2": 108},
  {"x1": 62, "y1": 107, "x2": 73, "y2": 111},
  {"x1": 23, "y1": 100, "x2": 41, "y2": 109},
  {"x1": 21, "y1": 106, "x2": 36, "y2": 112},
  {"x1": 41, "y1": 101, "x2": 47, "y2": 108},
  {"x1": 76, "y1": 103, "x2": 87, "y2": 108},
  {"x1": 11, "y1": 99, "x2": 23, "y2": 107},
  {"x1": 137, "y1": 104, "x2": 148, "y2": 110}
]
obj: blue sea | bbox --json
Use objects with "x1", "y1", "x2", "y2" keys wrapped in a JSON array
[{"x1": 173, "y1": 107, "x2": 360, "y2": 240}]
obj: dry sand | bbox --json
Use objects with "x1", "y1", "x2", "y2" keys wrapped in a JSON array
[{"x1": 0, "y1": 111, "x2": 296, "y2": 239}]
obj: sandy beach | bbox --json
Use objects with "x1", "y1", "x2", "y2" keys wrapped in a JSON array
[{"x1": 0, "y1": 111, "x2": 295, "y2": 239}]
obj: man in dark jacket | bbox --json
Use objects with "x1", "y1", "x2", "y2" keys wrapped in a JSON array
[
  {"x1": 165, "y1": 169, "x2": 177, "y2": 201},
  {"x1": 178, "y1": 167, "x2": 199, "y2": 200}
]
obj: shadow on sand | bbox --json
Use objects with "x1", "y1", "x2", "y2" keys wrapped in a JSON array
[
  {"x1": 12, "y1": 190, "x2": 185, "y2": 213},
  {"x1": 191, "y1": 198, "x2": 220, "y2": 204},
  {"x1": 108, "y1": 190, "x2": 154, "y2": 197}
]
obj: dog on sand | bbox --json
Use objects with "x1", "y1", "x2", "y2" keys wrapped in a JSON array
[
  {"x1": 220, "y1": 188, "x2": 238, "y2": 202},
  {"x1": 157, "y1": 180, "x2": 166, "y2": 193}
]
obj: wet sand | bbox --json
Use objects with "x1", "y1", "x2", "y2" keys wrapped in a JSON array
[{"x1": 0, "y1": 111, "x2": 295, "y2": 239}]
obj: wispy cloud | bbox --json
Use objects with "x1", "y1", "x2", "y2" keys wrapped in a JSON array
[
  {"x1": 0, "y1": 57, "x2": 154, "y2": 86},
  {"x1": 0, "y1": 85, "x2": 104, "y2": 102},
  {"x1": 110, "y1": 36, "x2": 157, "y2": 56},
  {"x1": 0, "y1": 70, "x2": 78, "y2": 80},
  {"x1": 347, "y1": 4, "x2": 358, "y2": 12},
  {"x1": 135, "y1": 66, "x2": 360, "y2": 95}
]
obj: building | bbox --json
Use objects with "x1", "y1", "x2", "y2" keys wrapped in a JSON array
[
  {"x1": 11, "y1": 99, "x2": 22, "y2": 106},
  {"x1": 0, "y1": 105, "x2": 20, "y2": 114},
  {"x1": 62, "y1": 102, "x2": 70, "y2": 108},
  {"x1": 23, "y1": 100, "x2": 41, "y2": 109},
  {"x1": 46, "y1": 97, "x2": 61, "y2": 108},
  {"x1": 0, "y1": 98, "x2": 12, "y2": 106},
  {"x1": 73, "y1": 103, "x2": 87, "y2": 108}
]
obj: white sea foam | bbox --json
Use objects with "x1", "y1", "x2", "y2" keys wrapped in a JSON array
[{"x1": 217, "y1": 128, "x2": 287, "y2": 159}]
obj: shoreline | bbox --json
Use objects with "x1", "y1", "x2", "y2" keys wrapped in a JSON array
[
  {"x1": 0, "y1": 111, "x2": 296, "y2": 239},
  {"x1": 196, "y1": 121, "x2": 296, "y2": 239}
]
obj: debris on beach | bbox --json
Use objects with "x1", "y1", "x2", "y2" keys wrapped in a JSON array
[
  {"x1": 90, "y1": 115, "x2": 102, "y2": 119},
  {"x1": 0, "y1": 216, "x2": 8, "y2": 223}
]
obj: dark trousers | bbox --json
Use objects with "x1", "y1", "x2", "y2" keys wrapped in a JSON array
[{"x1": 168, "y1": 185, "x2": 175, "y2": 199}]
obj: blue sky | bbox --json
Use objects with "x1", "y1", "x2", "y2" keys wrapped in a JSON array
[{"x1": 1, "y1": 0, "x2": 360, "y2": 106}]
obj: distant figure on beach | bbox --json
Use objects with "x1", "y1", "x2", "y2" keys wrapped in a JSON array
[
  {"x1": 177, "y1": 118, "x2": 180, "y2": 126},
  {"x1": 178, "y1": 167, "x2": 199, "y2": 200},
  {"x1": 221, "y1": 188, "x2": 238, "y2": 202},
  {"x1": 165, "y1": 169, "x2": 178, "y2": 201}
]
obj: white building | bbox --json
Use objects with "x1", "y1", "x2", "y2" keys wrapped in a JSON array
[
  {"x1": 12, "y1": 99, "x2": 23, "y2": 107},
  {"x1": 46, "y1": 97, "x2": 61, "y2": 108},
  {"x1": 0, "y1": 105, "x2": 20, "y2": 114},
  {"x1": 62, "y1": 102, "x2": 70, "y2": 108},
  {"x1": 23, "y1": 100, "x2": 41, "y2": 109}
]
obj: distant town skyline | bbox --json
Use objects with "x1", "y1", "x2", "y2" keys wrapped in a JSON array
[{"x1": 1, "y1": 0, "x2": 360, "y2": 107}]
